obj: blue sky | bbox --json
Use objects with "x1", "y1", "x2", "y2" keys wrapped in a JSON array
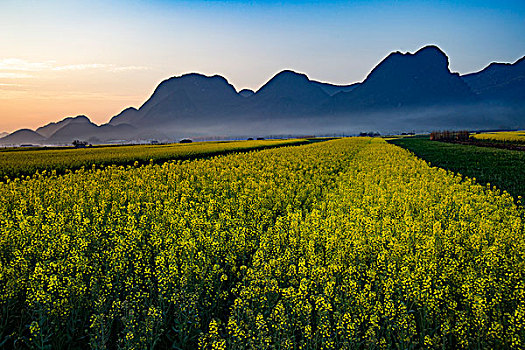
[{"x1": 0, "y1": 0, "x2": 524, "y2": 130}]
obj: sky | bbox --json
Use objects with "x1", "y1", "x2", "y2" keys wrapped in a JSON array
[{"x1": 0, "y1": 0, "x2": 524, "y2": 132}]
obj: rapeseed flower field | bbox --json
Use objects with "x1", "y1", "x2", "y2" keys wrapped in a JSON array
[
  {"x1": 473, "y1": 130, "x2": 525, "y2": 143},
  {"x1": 0, "y1": 139, "x2": 305, "y2": 180},
  {"x1": 0, "y1": 138, "x2": 523, "y2": 349}
]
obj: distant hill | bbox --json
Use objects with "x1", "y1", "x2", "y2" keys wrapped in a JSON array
[
  {"x1": 0, "y1": 115, "x2": 140, "y2": 146},
  {"x1": 462, "y1": 56, "x2": 525, "y2": 104},
  {"x1": 330, "y1": 46, "x2": 476, "y2": 111},
  {"x1": 0, "y1": 129, "x2": 46, "y2": 145},
  {"x1": 46, "y1": 117, "x2": 100, "y2": 143},
  {"x1": 47, "y1": 117, "x2": 138, "y2": 144},
  {"x1": 4, "y1": 45, "x2": 525, "y2": 144},
  {"x1": 246, "y1": 70, "x2": 331, "y2": 118},
  {"x1": 37, "y1": 115, "x2": 92, "y2": 138},
  {"x1": 0, "y1": 132, "x2": 7, "y2": 138},
  {"x1": 110, "y1": 73, "x2": 243, "y2": 128},
  {"x1": 109, "y1": 70, "x2": 338, "y2": 133}
]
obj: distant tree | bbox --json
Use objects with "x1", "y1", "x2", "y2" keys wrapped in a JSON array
[
  {"x1": 72, "y1": 140, "x2": 88, "y2": 148},
  {"x1": 179, "y1": 139, "x2": 192, "y2": 144},
  {"x1": 430, "y1": 130, "x2": 469, "y2": 141},
  {"x1": 247, "y1": 137, "x2": 254, "y2": 141},
  {"x1": 359, "y1": 132, "x2": 381, "y2": 137}
]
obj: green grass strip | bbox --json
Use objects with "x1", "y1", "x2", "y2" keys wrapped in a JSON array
[{"x1": 389, "y1": 136, "x2": 525, "y2": 200}]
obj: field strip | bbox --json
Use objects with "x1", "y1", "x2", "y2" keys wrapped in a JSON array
[
  {"x1": 0, "y1": 138, "x2": 310, "y2": 180},
  {"x1": 214, "y1": 138, "x2": 525, "y2": 349},
  {"x1": 0, "y1": 138, "x2": 366, "y2": 348},
  {"x1": 1, "y1": 138, "x2": 524, "y2": 348}
]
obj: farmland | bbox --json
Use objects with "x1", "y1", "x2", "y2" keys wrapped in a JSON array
[
  {"x1": 1, "y1": 138, "x2": 523, "y2": 349},
  {"x1": 473, "y1": 130, "x2": 525, "y2": 143},
  {"x1": 0, "y1": 139, "x2": 307, "y2": 180},
  {"x1": 389, "y1": 136, "x2": 525, "y2": 199}
]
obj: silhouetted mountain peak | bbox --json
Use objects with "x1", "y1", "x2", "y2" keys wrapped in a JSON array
[
  {"x1": 110, "y1": 72, "x2": 242, "y2": 126},
  {"x1": 36, "y1": 115, "x2": 96, "y2": 138},
  {"x1": 8, "y1": 128, "x2": 41, "y2": 136},
  {"x1": 256, "y1": 70, "x2": 327, "y2": 96},
  {"x1": 368, "y1": 45, "x2": 451, "y2": 82},
  {"x1": 68, "y1": 115, "x2": 92, "y2": 124},
  {"x1": 273, "y1": 69, "x2": 309, "y2": 80},
  {"x1": 415, "y1": 45, "x2": 447, "y2": 57},
  {"x1": 331, "y1": 45, "x2": 475, "y2": 109},
  {"x1": 155, "y1": 73, "x2": 237, "y2": 95},
  {"x1": 248, "y1": 70, "x2": 330, "y2": 116},
  {"x1": 109, "y1": 107, "x2": 140, "y2": 125},
  {"x1": 0, "y1": 128, "x2": 46, "y2": 145},
  {"x1": 258, "y1": 70, "x2": 310, "y2": 91}
]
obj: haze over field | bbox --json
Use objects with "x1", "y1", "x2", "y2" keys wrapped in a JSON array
[{"x1": 0, "y1": 0, "x2": 524, "y2": 140}]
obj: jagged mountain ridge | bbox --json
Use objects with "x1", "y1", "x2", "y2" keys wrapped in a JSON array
[{"x1": 2, "y1": 45, "x2": 524, "y2": 145}]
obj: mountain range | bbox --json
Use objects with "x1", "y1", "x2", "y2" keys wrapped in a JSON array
[{"x1": 1, "y1": 45, "x2": 524, "y2": 145}]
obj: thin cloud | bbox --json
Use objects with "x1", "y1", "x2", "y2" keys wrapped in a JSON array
[
  {"x1": 109, "y1": 65, "x2": 151, "y2": 72},
  {"x1": 52, "y1": 63, "x2": 111, "y2": 71},
  {"x1": 0, "y1": 58, "x2": 151, "y2": 73},
  {"x1": 0, "y1": 72, "x2": 34, "y2": 79},
  {"x1": 0, "y1": 58, "x2": 53, "y2": 71}
]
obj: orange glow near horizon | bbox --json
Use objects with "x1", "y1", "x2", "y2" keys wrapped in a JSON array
[
  {"x1": 1, "y1": 0, "x2": 523, "y2": 134},
  {"x1": 0, "y1": 63, "x2": 164, "y2": 133},
  {"x1": 0, "y1": 96, "x2": 143, "y2": 133}
]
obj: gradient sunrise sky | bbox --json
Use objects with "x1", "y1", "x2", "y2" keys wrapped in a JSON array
[{"x1": 1, "y1": 0, "x2": 524, "y2": 133}]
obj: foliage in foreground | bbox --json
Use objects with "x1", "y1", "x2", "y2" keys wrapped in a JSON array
[
  {"x1": 0, "y1": 138, "x2": 524, "y2": 349},
  {"x1": 0, "y1": 139, "x2": 305, "y2": 180}
]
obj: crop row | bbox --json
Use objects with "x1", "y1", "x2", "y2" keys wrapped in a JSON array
[
  {"x1": 0, "y1": 138, "x2": 524, "y2": 349},
  {"x1": 0, "y1": 139, "x2": 306, "y2": 180}
]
